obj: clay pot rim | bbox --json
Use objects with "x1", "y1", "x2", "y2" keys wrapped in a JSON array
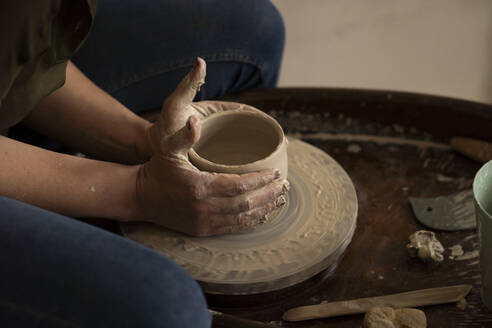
[{"x1": 189, "y1": 109, "x2": 286, "y2": 170}]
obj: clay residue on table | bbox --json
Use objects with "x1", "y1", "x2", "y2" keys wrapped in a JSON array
[
  {"x1": 289, "y1": 132, "x2": 450, "y2": 150},
  {"x1": 454, "y1": 250, "x2": 479, "y2": 261},
  {"x1": 449, "y1": 244, "x2": 464, "y2": 259},
  {"x1": 406, "y1": 230, "x2": 444, "y2": 262}
]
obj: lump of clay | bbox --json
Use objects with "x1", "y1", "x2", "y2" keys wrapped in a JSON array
[
  {"x1": 448, "y1": 244, "x2": 464, "y2": 260},
  {"x1": 395, "y1": 308, "x2": 427, "y2": 328},
  {"x1": 364, "y1": 307, "x2": 427, "y2": 328},
  {"x1": 364, "y1": 307, "x2": 396, "y2": 328},
  {"x1": 406, "y1": 230, "x2": 444, "y2": 262}
]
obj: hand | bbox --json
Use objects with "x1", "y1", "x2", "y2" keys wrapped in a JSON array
[
  {"x1": 143, "y1": 58, "x2": 263, "y2": 157},
  {"x1": 135, "y1": 58, "x2": 287, "y2": 236}
]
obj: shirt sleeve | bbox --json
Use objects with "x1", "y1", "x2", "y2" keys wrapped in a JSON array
[{"x1": 0, "y1": 0, "x2": 97, "y2": 130}]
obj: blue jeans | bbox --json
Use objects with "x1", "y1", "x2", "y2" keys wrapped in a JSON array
[
  {"x1": 72, "y1": 0, "x2": 285, "y2": 113},
  {"x1": 2, "y1": 0, "x2": 284, "y2": 327},
  {"x1": 0, "y1": 196, "x2": 209, "y2": 327}
]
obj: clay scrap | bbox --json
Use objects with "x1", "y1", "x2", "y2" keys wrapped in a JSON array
[
  {"x1": 448, "y1": 244, "x2": 464, "y2": 259},
  {"x1": 364, "y1": 307, "x2": 427, "y2": 328},
  {"x1": 406, "y1": 230, "x2": 444, "y2": 262}
]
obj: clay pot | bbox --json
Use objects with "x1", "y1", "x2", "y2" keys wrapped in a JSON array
[{"x1": 189, "y1": 109, "x2": 288, "y2": 179}]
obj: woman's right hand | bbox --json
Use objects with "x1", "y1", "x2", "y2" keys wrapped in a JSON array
[{"x1": 134, "y1": 59, "x2": 288, "y2": 237}]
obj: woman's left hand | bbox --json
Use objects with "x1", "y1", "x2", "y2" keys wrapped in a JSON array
[{"x1": 142, "y1": 57, "x2": 261, "y2": 158}]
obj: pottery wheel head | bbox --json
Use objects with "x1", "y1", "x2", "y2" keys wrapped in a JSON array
[{"x1": 120, "y1": 138, "x2": 358, "y2": 295}]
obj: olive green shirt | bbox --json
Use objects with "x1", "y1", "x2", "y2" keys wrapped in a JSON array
[{"x1": 0, "y1": 0, "x2": 97, "y2": 132}]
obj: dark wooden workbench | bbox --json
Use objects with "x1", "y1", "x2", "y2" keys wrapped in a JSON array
[{"x1": 209, "y1": 88, "x2": 492, "y2": 327}]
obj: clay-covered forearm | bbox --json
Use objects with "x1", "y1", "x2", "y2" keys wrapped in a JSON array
[
  {"x1": 0, "y1": 135, "x2": 140, "y2": 220},
  {"x1": 23, "y1": 61, "x2": 152, "y2": 164}
]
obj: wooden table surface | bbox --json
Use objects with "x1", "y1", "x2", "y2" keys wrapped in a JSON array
[{"x1": 206, "y1": 88, "x2": 492, "y2": 327}]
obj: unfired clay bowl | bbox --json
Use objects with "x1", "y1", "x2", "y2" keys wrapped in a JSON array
[{"x1": 189, "y1": 109, "x2": 288, "y2": 179}]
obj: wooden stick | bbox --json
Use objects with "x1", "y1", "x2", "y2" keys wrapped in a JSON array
[
  {"x1": 283, "y1": 284, "x2": 472, "y2": 322},
  {"x1": 451, "y1": 137, "x2": 492, "y2": 163}
]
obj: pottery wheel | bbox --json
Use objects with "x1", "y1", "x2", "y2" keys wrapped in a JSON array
[{"x1": 120, "y1": 138, "x2": 358, "y2": 295}]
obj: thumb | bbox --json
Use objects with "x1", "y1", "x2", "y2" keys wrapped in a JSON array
[
  {"x1": 162, "y1": 115, "x2": 201, "y2": 157},
  {"x1": 170, "y1": 57, "x2": 206, "y2": 105}
]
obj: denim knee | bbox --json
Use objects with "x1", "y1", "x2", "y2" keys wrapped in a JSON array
[
  {"x1": 71, "y1": 0, "x2": 285, "y2": 110},
  {"x1": 231, "y1": 0, "x2": 286, "y2": 87},
  {"x1": 113, "y1": 253, "x2": 211, "y2": 328},
  {"x1": 0, "y1": 195, "x2": 211, "y2": 328}
]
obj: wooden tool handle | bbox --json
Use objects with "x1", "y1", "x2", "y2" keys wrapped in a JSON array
[
  {"x1": 451, "y1": 137, "x2": 492, "y2": 163},
  {"x1": 283, "y1": 284, "x2": 472, "y2": 322}
]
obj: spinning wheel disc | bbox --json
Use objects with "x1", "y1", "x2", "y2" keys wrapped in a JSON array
[{"x1": 120, "y1": 138, "x2": 357, "y2": 295}]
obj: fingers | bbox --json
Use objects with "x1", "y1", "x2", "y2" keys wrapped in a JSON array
[
  {"x1": 208, "y1": 179, "x2": 286, "y2": 214},
  {"x1": 170, "y1": 57, "x2": 206, "y2": 105},
  {"x1": 187, "y1": 115, "x2": 201, "y2": 146},
  {"x1": 209, "y1": 199, "x2": 278, "y2": 236},
  {"x1": 164, "y1": 115, "x2": 201, "y2": 157},
  {"x1": 156, "y1": 59, "x2": 205, "y2": 154},
  {"x1": 180, "y1": 168, "x2": 288, "y2": 236},
  {"x1": 206, "y1": 169, "x2": 280, "y2": 197},
  {"x1": 191, "y1": 101, "x2": 262, "y2": 118},
  {"x1": 194, "y1": 177, "x2": 288, "y2": 236}
]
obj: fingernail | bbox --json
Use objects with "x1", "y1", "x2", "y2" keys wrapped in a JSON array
[
  {"x1": 187, "y1": 59, "x2": 199, "y2": 80},
  {"x1": 192, "y1": 58, "x2": 199, "y2": 70},
  {"x1": 259, "y1": 216, "x2": 267, "y2": 224},
  {"x1": 275, "y1": 195, "x2": 287, "y2": 208},
  {"x1": 282, "y1": 180, "x2": 291, "y2": 192},
  {"x1": 274, "y1": 169, "x2": 281, "y2": 179},
  {"x1": 186, "y1": 115, "x2": 197, "y2": 131}
]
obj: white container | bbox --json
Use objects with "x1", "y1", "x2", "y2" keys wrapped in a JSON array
[{"x1": 473, "y1": 160, "x2": 492, "y2": 311}]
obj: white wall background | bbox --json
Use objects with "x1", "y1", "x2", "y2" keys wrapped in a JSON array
[{"x1": 272, "y1": 0, "x2": 492, "y2": 104}]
